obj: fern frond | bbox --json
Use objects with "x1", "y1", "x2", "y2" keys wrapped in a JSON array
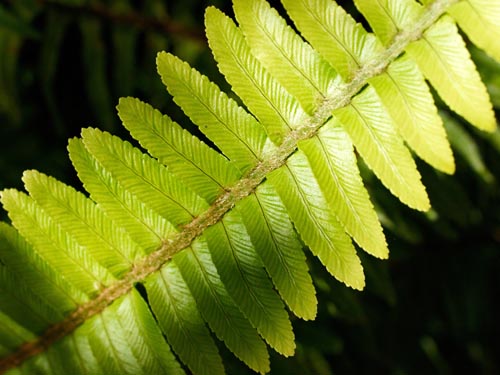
[
  {"x1": 156, "y1": 52, "x2": 272, "y2": 173},
  {"x1": 0, "y1": 0, "x2": 498, "y2": 374},
  {"x1": 268, "y1": 153, "x2": 365, "y2": 290},
  {"x1": 298, "y1": 118, "x2": 388, "y2": 259}
]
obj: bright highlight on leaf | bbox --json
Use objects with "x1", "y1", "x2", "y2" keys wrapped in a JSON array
[{"x1": 0, "y1": 0, "x2": 498, "y2": 374}]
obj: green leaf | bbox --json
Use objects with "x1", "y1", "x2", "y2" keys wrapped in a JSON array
[
  {"x1": 282, "y1": 0, "x2": 382, "y2": 80},
  {"x1": 22, "y1": 170, "x2": 137, "y2": 276},
  {"x1": 86, "y1": 289, "x2": 184, "y2": 375},
  {"x1": 68, "y1": 137, "x2": 168, "y2": 253},
  {"x1": 298, "y1": 118, "x2": 388, "y2": 259},
  {"x1": 268, "y1": 152, "x2": 365, "y2": 290},
  {"x1": 354, "y1": 0, "x2": 423, "y2": 45},
  {"x1": 146, "y1": 263, "x2": 224, "y2": 375},
  {"x1": 156, "y1": 52, "x2": 273, "y2": 173},
  {"x1": 117, "y1": 97, "x2": 240, "y2": 203},
  {"x1": 237, "y1": 181, "x2": 317, "y2": 320},
  {"x1": 369, "y1": 54, "x2": 454, "y2": 174},
  {"x1": 44, "y1": 331, "x2": 98, "y2": 375},
  {"x1": 0, "y1": 222, "x2": 78, "y2": 317},
  {"x1": 204, "y1": 213, "x2": 296, "y2": 356},
  {"x1": 205, "y1": 6, "x2": 308, "y2": 143},
  {"x1": 448, "y1": 0, "x2": 500, "y2": 63},
  {"x1": 175, "y1": 240, "x2": 270, "y2": 373},
  {"x1": 0, "y1": 310, "x2": 35, "y2": 358},
  {"x1": 0, "y1": 189, "x2": 114, "y2": 299},
  {"x1": 0, "y1": 267, "x2": 55, "y2": 334},
  {"x1": 79, "y1": 128, "x2": 207, "y2": 228},
  {"x1": 233, "y1": 0, "x2": 339, "y2": 113},
  {"x1": 334, "y1": 86, "x2": 430, "y2": 211},
  {"x1": 406, "y1": 16, "x2": 496, "y2": 132}
]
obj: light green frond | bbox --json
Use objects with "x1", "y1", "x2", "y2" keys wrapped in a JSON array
[
  {"x1": 45, "y1": 331, "x2": 100, "y2": 375},
  {"x1": 0, "y1": 222, "x2": 77, "y2": 316},
  {"x1": 233, "y1": 0, "x2": 339, "y2": 113},
  {"x1": 22, "y1": 170, "x2": 137, "y2": 276},
  {"x1": 79, "y1": 128, "x2": 207, "y2": 227},
  {"x1": 156, "y1": 52, "x2": 273, "y2": 173},
  {"x1": 119, "y1": 290, "x2": 185, "y2": 374},
  {"x1": 0, "y1": 0, "x2": 497, "y2": 373},
  {"x1": 369, "y1": 54, "x2": 454, "y2": 174},
  {"x1": 298, "y1": 118, "x2": 388, "y2": 259},
  {"x1": 334, "y1": 86, "x2": 430, "y2": 211},
  {"x1": 82, "y1": 289, "x2": 184, "y2": 375},
  {"x1": 205, "y1": 7, "x2": 308, "y2": 143},
  {"x1": 117, "y1": 97, "x2": 239, "y2": 203},
  {"x1": 1, "y1": 189, "x2": 113, "y2": 299},
  {"x1": 175, "y1": 240, "x2": 270, "y2": 373},
  {"x1": 68, "y1": 137, "x2": 169, "y2": 253},
  {"x1": 204, "y1": 216, "x2": 295, "y2": 356},
  {"x1": 354, "y1": 0, "x2": 423, "y2": 45},
  {"x1": 282, "y1": 0, "x2": 382, "y2": 80},
  {"x1": 85, "y1": 303, "x2": 145, "y2": 374},
  {"x1": 0, "y1": 267, "x2": 55, "y2": 333},
  {"x1": 268, "y1": 152, "x2": 365, "y2": 290},
  {"x1": 237, "y1": 181, "x2": 317, "y2": 320},
  {"x1": 406, "y1": 16, "x2": 496, "y2": 132},
  {"x1": 146, "y1": 263, "x2": 224, "y2": 375},
  {"x1": 448, "y1": 0, "x2": 500, "y2": 63}
]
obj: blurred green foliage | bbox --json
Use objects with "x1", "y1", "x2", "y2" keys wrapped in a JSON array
[{"x1": 0, "y1": 0, "x2": 499, "y2": 373}]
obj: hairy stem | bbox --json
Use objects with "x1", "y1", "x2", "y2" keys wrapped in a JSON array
[{"x1": 0, "y1": 0, "x2": 458, "y2": 372}]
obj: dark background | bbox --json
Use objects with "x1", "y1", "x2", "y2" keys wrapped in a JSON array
[{"x1": 1, "y1": 0, "x2": 499, "y2": 373}]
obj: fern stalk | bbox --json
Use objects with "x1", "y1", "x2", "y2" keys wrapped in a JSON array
[{"x1": 0, "y1": 0, "x2": 462, "y2": 372}]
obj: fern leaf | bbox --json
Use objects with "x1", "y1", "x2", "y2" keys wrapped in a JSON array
[
  {"x1": 1, "y1": 189, "x2": 113, "y2": 298},
  {"x1": 205, "y1": 6, "x2": 308, "y2": 143},
  {"x1": 22, "y1": 171, "x2": 136, "y2": 276},
  {"x1": 334, "y1": 86, "x2": 430, "y2": 211},
  {"x1": 79, "y1": 128, "x2": 207, "y2": 228},
  {"x1": 299, "y1": 118, "x2": 388, "y2": 259},
  {"x1": 117, "y1": 97, "x2": 240, "y2": 203},
  {"x1": 68, "y1": 137, "x2": 170, "y2": 252},
  {"x1": 0, "y1": 0, "x2": 497, "y2": 374},
  {"x1": 0, "y1": 222, "x2": 77, "y2": 317},
  {"x1": 0, "y1": 267, "x2": 55, "y2": 333},
  {"x1": 44, "y1": 330, "x2": 100, "y2": 375},
  {"x1": 238, "y1": 182, "x2": 318, "y2": 320},
  {"x1": 358, "y1": 0, "x2": 496, "y2": 131},
  {"x1": 204, "y1": 214, "x2": 296, "y2": 356},
  {"x1": 268, "y1": 152, "x2": 365, "y2": 290},
  {"x1": 406, "y1": 15, "x2": 495, "y2": 132},
  {"x1": 281, "y1": 0, "x2": 382, "y2": 80},
  {"x1": 445, "y1": 0, "x2": 500, "y2": 63},
  {"x1": 0, "y1": 309, "x2": 35, "y2": 357},
  {"x1": 354, "y1": 0, "x2": 422, "y2": 45},
  {"x1": 369, "y1": 55, "x2": 455, "y2": 174},
  {"x1": 233, "y1": 0, "x2": 338, "y2": 113},
  {"x1": 174, "y1": 240, "x2": 270, "y2": 374},
  {"x1": 80, "y1": 127, "x2": 272, "y2": 371},
  {"x1": 79, "y1": 290, "x2": 183, "y2": 375},
  {"x1": 146, "y1": 263, "x2": 224, "y2": 375},
  {"x1": 156, "y1": 52, "x2": 273, "y2": 173}
]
